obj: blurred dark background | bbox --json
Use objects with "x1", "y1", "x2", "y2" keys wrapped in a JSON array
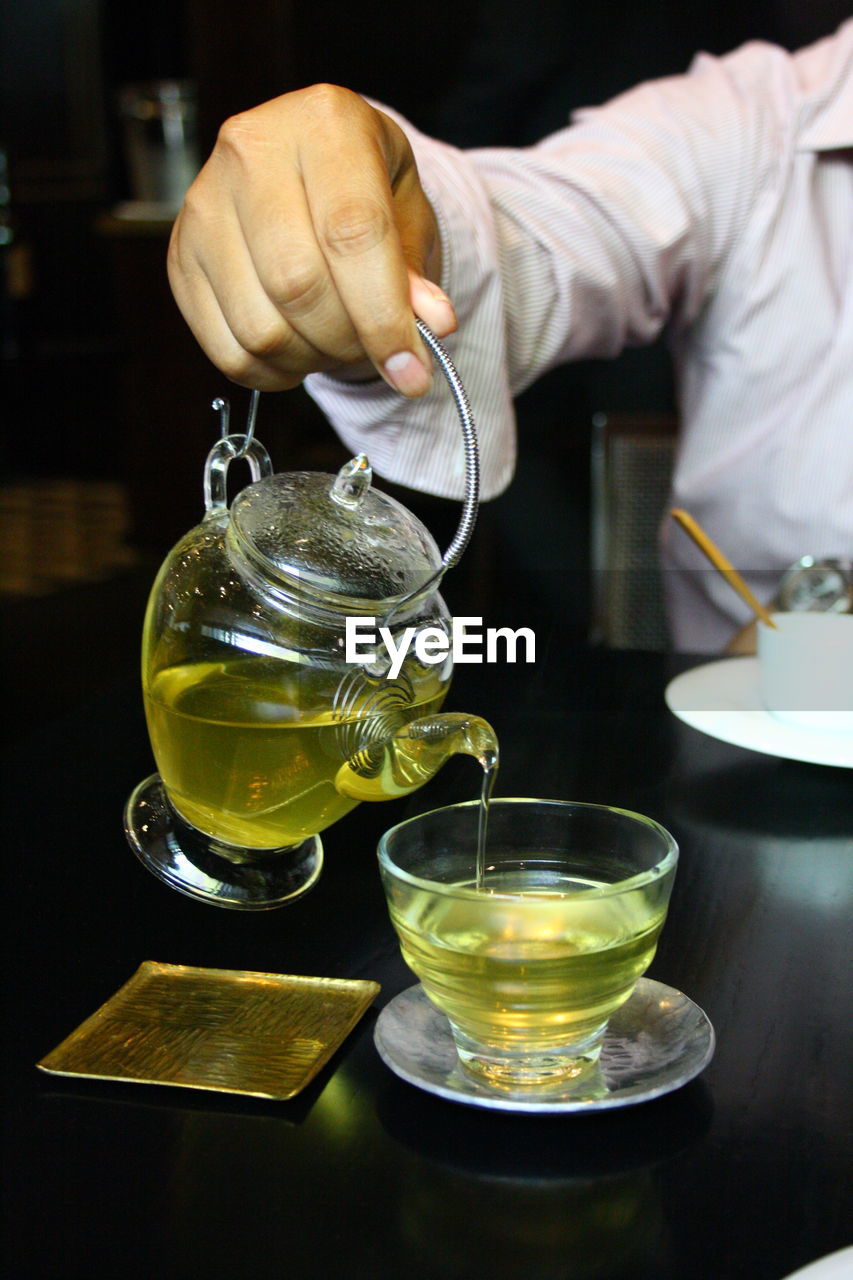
[{"x1": 0, "y1": 0, "x2": 849, "y2": 663}]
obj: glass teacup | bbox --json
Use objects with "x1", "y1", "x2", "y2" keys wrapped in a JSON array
[{"x1": 378, "y1": 799, "x2": 678, "y2": 1090}]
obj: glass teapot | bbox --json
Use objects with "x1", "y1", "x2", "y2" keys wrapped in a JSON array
[{"x1": 124, "y1": 324, "x2": 497, "y2": 909}]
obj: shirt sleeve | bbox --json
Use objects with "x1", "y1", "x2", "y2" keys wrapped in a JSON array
[{"x1": 306, "y1": 41, "x2": 784, "y2": 500}]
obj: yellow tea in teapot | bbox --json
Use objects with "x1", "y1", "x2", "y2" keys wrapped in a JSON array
[{"x1": 145, "y1": 656, "x2": 447, "y2": 849}]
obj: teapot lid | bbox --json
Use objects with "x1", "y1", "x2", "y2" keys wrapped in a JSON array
[{"x1": 229, "y1": 455, "x2": 443, "y2": 605}]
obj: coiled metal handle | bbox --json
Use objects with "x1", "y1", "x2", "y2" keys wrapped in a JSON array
[
  {"x1": 377, "y1": 321, "x2": 480, "y2": 622},
  {"x1": 414, "y1": 319, "x2": 480, "y2": 572}
]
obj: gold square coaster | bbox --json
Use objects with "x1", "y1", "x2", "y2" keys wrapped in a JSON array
[{"x1": 38, "y1": 961, "x2": 380, "y2": 1100}]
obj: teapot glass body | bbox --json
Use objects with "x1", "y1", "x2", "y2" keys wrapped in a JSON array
[{"x1": 141, "y1": 506, "x2": 454, "y2": 853}]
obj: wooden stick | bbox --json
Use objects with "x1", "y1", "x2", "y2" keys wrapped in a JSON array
[{"x1": 670, "y1": 508, "x2": 778, "y2": 629}]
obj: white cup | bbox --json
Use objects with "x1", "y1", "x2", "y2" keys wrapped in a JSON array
[{"x1": 757, "y1": 612, "x2": 853, "y2": 733}]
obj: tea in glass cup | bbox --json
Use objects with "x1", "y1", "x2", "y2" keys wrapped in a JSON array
[{"x1": 378, "y1": 799, "x2": 678, "y2": 1090}]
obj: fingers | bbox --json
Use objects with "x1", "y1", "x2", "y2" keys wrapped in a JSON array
[
  {"x1": 167, "y1": 85, "x2": 457, "y2": 397},
  {"x1": 294, "y1": 90, "x2": 434, "y2": 389},
  {"x1": 170, "y1": 147, "x2": 346, "y2": 390},
  {"x1": 169, "y1": 206, "x2": 323, "y2": 391}
]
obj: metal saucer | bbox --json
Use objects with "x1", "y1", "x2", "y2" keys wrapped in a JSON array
[{"x1": 374, "y1": 978, "x2": 714, "y2": 1113}]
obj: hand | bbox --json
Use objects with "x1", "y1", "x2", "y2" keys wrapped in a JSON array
[{"x1": 167, "y1": 84, "x2": 457, "y2": 396}]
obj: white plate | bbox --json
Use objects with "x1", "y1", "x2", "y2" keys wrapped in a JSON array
[
  {"x1": 781, "y1": 1247, "x2": 853, "y2": 1280},
  {"x1": 665, "y1": 659, "x2": 853, "y2": 768}
]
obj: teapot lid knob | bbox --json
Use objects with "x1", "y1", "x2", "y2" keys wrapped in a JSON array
[{"x1": 330, "y1": 454, "x2": 372, "y2": 510}]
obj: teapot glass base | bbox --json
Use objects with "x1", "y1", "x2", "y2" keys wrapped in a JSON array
[{"x1": 124, "y1": 774, "x2": 323, "y2": 909}]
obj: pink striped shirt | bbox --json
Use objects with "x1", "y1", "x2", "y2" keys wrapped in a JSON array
[{"x1": 307, "y1": 21, "x2": 853, "y2": 651}]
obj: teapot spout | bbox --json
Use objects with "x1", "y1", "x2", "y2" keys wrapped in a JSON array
[{"x1": 335, "y1": 713, "x2": 498, "y2": 802}]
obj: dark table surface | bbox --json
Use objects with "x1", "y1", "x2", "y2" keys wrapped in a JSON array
[{"x1": 2, "y1": 593, "x2": 851, "y2": 1280}]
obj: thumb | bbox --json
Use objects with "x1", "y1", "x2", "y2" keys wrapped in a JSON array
[{"x1": 408, "y1": 268, "x2": 457, "y2": 338}]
